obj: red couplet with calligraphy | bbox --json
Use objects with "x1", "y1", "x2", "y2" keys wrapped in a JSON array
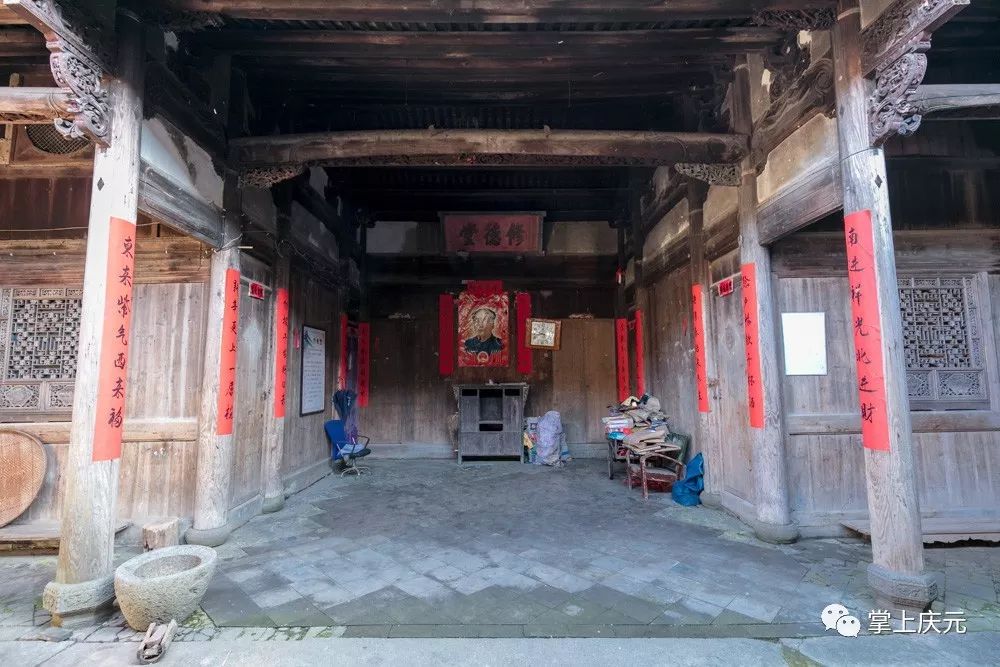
[
  {"x1": 357, "y1": 322, "x2": 371, "y2": 407},
  {"x1": 741, "y1": 264, "x2": 765, "y2": 429},
  {"x1": 844, "y1": 210, "x2": 891, "y2": 451},
  {"x1": 92, "y1": 217, "x2": 137, "y2": 461},
  {"x1": 615, "y1": 318, "x2": 630, "y2": 402},
  {"x1": 442, "y1": 213, "x2": 542, "y2": 254},
  {"x1": 691, "y1": 284, "x2": 710, "y2": 414},
  {"x1": 273, "y1": 288, "x2": 289, "y2": 418},
  {"x1": 633, "y1": 310, "x2": 646, "y2": 396},
  {"x1": 216, "y1": 268, "x2": 240, "y2": 436}
]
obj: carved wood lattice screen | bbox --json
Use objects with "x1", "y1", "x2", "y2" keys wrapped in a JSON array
[
  {"x1": 899, "y1": 276, "x2": 989, "y2": 411},
  {"x1": 0, "y1": 287, "x2": 81, "y2": 414}
]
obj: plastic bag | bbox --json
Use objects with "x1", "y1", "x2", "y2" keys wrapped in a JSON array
[{"x1": 671, "y1": 452, "x2": 704, "y2": 506}]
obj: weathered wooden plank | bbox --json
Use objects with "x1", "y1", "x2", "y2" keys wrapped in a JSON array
[
  {"x1": 2, "y1": 418, "x2": 198, "y2": 444},
  {"x1": 842, "y1": 517, "x2": 1000, "y2": 544},
  {"x1": 788, "y1": 411, "x2": 1000, "y2": 436},
  {"x1": 138, "y1": 161, "x2": 224, "y2": 248},
  {"x1": 913, "y1": 83, "x2": 1000, "y2": 119},
  {"x1": 159, "y1": 0, "x2": 835, "y2": 23},
  {"x1": 0, "y1": 86, "x2": 75, "y2": 123},
  {"x1": 232, "y1": 129, "x2": 749, "y2": 170},
  {"x1": 758, "y1": 158, "x2": 843, "y2": 245}
]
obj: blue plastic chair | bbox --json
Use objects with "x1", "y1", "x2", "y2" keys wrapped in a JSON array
[{"x1": 324, "y1": 419, "x2": 371, "y2": 476}]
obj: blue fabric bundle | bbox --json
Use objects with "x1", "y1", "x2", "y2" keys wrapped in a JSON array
[{"x1": 671, "y1": 452, "x2": 704, "y2": 506}]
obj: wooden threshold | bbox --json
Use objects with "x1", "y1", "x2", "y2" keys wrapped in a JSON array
[
  {"x1": 0, "y1": 520, "x2": 130, "y2": 554},
  {"x1": 841, "y1": 518, "x2": 1000, "y2": 545}
]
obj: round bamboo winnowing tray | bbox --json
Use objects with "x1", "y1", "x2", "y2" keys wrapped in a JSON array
[{"x1": 0, "y1": 430, "x2": 47, "y2": 527}]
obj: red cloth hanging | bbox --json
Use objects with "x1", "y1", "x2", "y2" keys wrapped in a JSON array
[
  {"x1": 615, "y1": 317, "x2": 630, "y2": 402},
  {"x1": 357, "y1": 321, "x2": 371, "y2": 407},
  {"x1": 439, "y1": 293, "x2": 455, "y2": 376},
  {"x1": 633, "y1": 309, "x2": 646, "y2": 396},
  {"x1": 515, "y1": 292, "x2": 532, "y2": 374}
]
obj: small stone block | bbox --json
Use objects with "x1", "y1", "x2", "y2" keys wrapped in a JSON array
[{"x1": 143, "y1": 518, "x2": 180, "y2": 552}]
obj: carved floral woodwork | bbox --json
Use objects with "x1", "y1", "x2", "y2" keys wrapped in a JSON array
[
  {"x1": 7, "y1": 0, "x2": 113, "y2": 145},
  {"x1": 860, "y1": 0, "x2": 969, "y2": 146},
  {"x1": 752, "y1": 58, "x2": 835, "y2": 169},
  {"x1": 752, "y1": 8, "x2": 837, "y2": 31},
  {"x1": 675, "y1": 163, "x2": 740, "y2": 187},
  {"x1": 240, "y1": 165, "x2": 306, "y2": 189}
]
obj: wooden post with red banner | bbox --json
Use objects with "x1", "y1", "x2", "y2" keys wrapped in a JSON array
[
  {"x1": 833, "y1": 0, "x2": 935, "y2": 611},
  {"x1": 262, "y1": 253, "x2": 290, "y2": 513},
  {"x1": 42, "y1": 12, "x2": 145, "y2": 626},
  {"x1": 732, "y1": 55, "x2": 797, "y2": 544}
]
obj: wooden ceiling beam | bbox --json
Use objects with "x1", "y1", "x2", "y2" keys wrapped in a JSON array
[
  {"x1": 155, "y1": 1, "x2": 835, "y2": 24},
  {"x1": 0, "y1": 85, "x2": 75, "y2": 122},
  {"x1": 190, "y1": 27, "x2": 783, "y2": 58},
  {"x1": 371, "y1": 209, "x2": 616, "y2": 224},
  {"x1": 232, "y1": 129, "x2": 749, "y2": 171},
  {"x1": 912, "y1": 83, "x2": 1000, "y2": 119}
]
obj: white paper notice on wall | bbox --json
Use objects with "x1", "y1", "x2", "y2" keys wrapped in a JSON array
[{"x1": 781, "y1": 312, "x2": 827, "y2": 376}]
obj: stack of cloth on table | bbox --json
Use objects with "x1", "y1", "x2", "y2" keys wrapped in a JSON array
[{"x1": 601, "y1": 394, "x2": 670, "y2": 441}]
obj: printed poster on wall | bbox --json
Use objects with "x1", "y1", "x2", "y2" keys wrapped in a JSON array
[
  {"x1": 300, "y1": 325, "x2": 326, "y2": 415},
  {"x1": 457, "y1": 290, "x2": 509, "y2": 368}
]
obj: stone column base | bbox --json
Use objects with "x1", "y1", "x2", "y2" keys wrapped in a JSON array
[
  {"x1": 700, "y1": 490, "x2": 722, "y2": 509},
  {"x1": 43, "y1": 576, "x2": 116, "y2": 628},
  {"x1": 261, "y1": 494, "x2": 285, "y2": 514},
  {"x1": 185, "y1": 524, "x2": 232, "y2": 547},
  {"x1": 752, "y1": 519, "x2": 800, "y2": 544},
  {"x1": 867, "y1": 563, "x2": 938, "y2": 612}
]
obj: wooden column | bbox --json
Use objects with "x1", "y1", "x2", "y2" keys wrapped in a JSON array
[
  {"x1": 187, "y1": 61, "x2": 244, "y2": 545},
  {"x1": 833, "y1": 0, "x2": 935, "y2": 611},
  {"x1": 687, "y1": 183, "x2": 722, "y2": 507},
  {"x1": 732, "y1": 57, "x2": 797, "y2": 544},
  {"x1": 42, "y1": 12, "x2": 144, "y2": 626},
  {"x1": 262, "y1": 195, "x2": 292, "y2": 512}
]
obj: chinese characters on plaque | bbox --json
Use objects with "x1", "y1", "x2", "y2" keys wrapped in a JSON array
[
  {"x1": 741, "y1": 264, "x2": 765, "y2": 429},
  {"x1": 442, "y1": 213, "x2": 542, "y2": 254},
  {"x1": 92, "y1": 217, "x2": 137, "y2": 461},
  {"x1": 216, "y1": 269, "x2": 240, "y2": 435},
  {"x1": 691, "y1": 284, "x2": 710, "y2": 414},
  {"x1": 844, "y1": 210, "x2": 891, "y2": 451},
  {"x1": 274, "y1": 288, "x2": 289, "y2": 418}
]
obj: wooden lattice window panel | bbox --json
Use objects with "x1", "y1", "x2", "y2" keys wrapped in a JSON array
[
  {"x1": 899, "y1": 276, "x2": 989, "y2": 411},
  {"x1": 0, "y1": 287, "x2": 81, "y2": 414}
]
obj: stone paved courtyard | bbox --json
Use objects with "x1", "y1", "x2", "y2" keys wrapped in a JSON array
[{"x1": 2, "y1": 459, "x2": 1000, "y2": 644}]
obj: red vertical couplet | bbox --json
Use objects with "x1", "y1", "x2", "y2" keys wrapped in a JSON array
[
  {"x1": 844, "y1": 210, "x2": 891, "y2": 451},
  {"x1": 92, "y1": 217, "x2": 137, "y2": 462},
  {"x1": 357, "y1": 322, "x2": 371, "y2": 407},
  {"x1": 691, "y1": 284, "x2": 711, "y2": 414},
  {"x1": 615, "y1": 317, "x2": 630, "y2": 402},
  {"x1": 438, "y1": 294, "x2": 455, "y2": 376},
  {"x1": 337, "y1": 313, "x2": 349, "y2": 390},
  {"x1": 515, "y1": 292, "x2": 533, "y2": 374},
  {"x1": 216, "y1": 268, "x2": 240, "y2": 436},
  {"x1": 273, "y1": 288, "x2": 289, "y2": 419},
  {"x1": 633, "y1": 310, "x2": 646, "y2": 396},
  {"x1": 741, "y1": 264, "x2": 765, "y2": 429}
]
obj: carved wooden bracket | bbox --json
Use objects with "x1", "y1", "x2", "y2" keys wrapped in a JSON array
[
  {"x1": 752, "y1": 58, "x2": 835, "y2": 169},
  {"x1": 240, "y1": 165, "x2": 306, "y2": 189},
  {"x1": 752, "y1": 8, "x2": 837, "y2": 31},
  {"x1": 5, "y1": 0, "x2": 114, "y2": 146},
  {"x1": 861, "y1": 0, "x2": 969, "y2": 146},
  {"x1": 675, "y1": 163, "x2": 741, "y2": 187}
]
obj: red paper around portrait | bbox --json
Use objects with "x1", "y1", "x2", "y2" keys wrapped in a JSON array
[
  {"x1": 357, "y1": 321, "x2": 371, "y2": 407},
  {"x1": 92, "y1": 216, "x2": 137, "y2": 462},
  {"x1": 633, "y1": 310, "x2": 646, "y2": 396},
  {"x1": 216, "y1": 268, "x2": 240, "y2": 436},
  {"x1": 439, "y1": 294, "x2": 455, "y2": 376},
  {"x1": 691, "y1": 284, "x2": 710, "y2": 414},
  {"x1": 844, "y1": 210, "x2": 891, "y2": 451},
  {"x1": 615, "y1": 317, "x2": 630, "y2": 402},
  {"x1": 516, "y1": 292, "x2": 532, "y2": 374},
  {"x1": 742, "y1": 264, "x2": 765, "y2": 429},
  {"x1": 273, "y1": 288, "x2": 289, "y2": 418}
]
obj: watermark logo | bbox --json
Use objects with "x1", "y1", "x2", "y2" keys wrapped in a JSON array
[{"x1": 822, "y1": 604, "x2": 968, "y2": 636}]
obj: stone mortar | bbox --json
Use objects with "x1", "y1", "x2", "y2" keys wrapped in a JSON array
[{"x1": 114, "y1": 544, "x2": 217, "y2": 631}]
